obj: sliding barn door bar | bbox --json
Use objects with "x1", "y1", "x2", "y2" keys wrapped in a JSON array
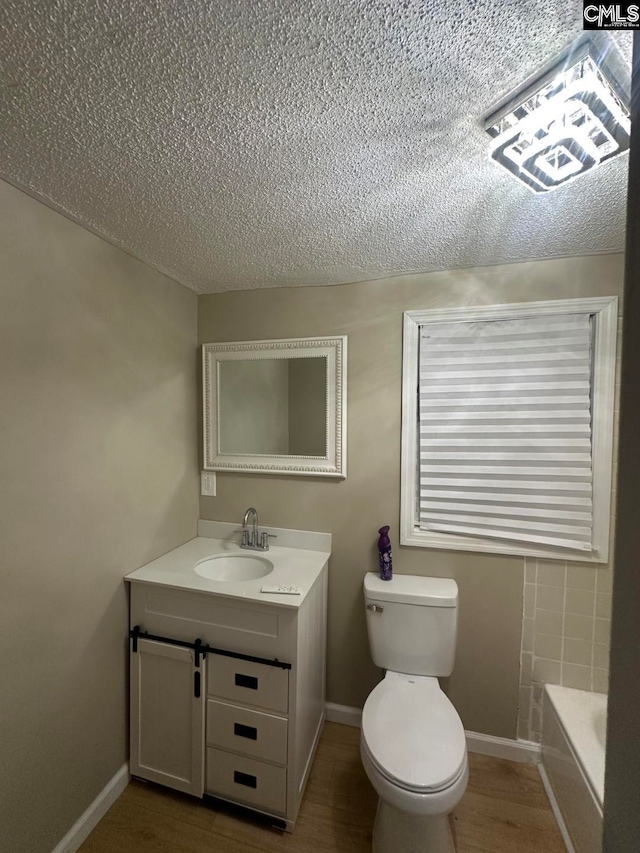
[{"x1": 129, "y1": 625, "x2": 291, "y2": 670}]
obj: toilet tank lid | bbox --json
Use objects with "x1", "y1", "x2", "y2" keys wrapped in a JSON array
[{"x1": 364, "y1": 573, "x2": 458, "y2": 607}]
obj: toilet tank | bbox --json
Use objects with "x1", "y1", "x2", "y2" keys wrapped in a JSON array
[{"x1": 364, "y1": 573, "x2": 459, "y2": 677}]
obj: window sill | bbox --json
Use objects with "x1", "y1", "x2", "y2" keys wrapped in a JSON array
[{"x1": 400, "y1": 526, "x2": 608, "y2": 564}]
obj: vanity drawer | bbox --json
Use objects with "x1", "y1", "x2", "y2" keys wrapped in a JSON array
[
  {"x1": 206, "y1": 699, "x2": 288, "y2": 765},
  {"x1": 207, "y1": 655, "x2": 289, "y2": 714},
  {"x1": 206, "y1": 748, "x2": 287, "y2": 815}
]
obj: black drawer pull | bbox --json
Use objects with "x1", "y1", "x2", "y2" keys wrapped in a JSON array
[
  {"x1": 194, "y1": 671, "x2": 201, "y2": 698},
  {"x1": 234, "y1": 771, "x2": 257, "y2": 789},
  {"x1": 234, "y1": 723, "x2": 258, "y2": 740},
  {"x1": 235, "y1": 673, "x2": 258, "y2": 690}
]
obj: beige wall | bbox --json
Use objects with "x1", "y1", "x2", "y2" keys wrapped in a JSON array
[
  {"x1": 0, "y1": 180, "x2": 198, "y2": 853},
  {"x1": 199, "y1": 253, "x2": 624, "y2": 740}
]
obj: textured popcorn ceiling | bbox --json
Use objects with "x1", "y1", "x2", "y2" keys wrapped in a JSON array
[{"x1": 0, "y1": 1, "x2": 632, "y2": 293}]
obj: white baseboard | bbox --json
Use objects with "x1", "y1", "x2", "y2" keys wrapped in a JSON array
[
  {"x1": 324, "y1": 702, "x2": 541, "y2": 765},
  {"x1": 538, "y1": 762, "x2": 576, "y2": 853},
  {"x1": 325, "y1": 702, "x2": 362, "y2": 727},
  {"x1": 465, "y1": 731, "x2": 541, "y2": 764},
  {"x1": 51, "y1": 763, "x2": 129, "y2": 853}
]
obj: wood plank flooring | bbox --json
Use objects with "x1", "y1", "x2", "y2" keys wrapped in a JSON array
[{"x1": 79, "y1": 722, "x2": 566, "y2": 853}]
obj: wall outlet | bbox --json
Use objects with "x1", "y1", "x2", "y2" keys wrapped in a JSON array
[{"x1": 201, "y1": 471, "x2": 216, "y2": 497}]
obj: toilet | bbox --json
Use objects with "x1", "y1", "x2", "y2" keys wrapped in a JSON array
[{"x1": 361, "y1": 573, "x2": 468, "y2": 853}]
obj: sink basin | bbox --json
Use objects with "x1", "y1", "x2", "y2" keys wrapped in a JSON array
[{"x1": 194, "y1": 553, "x2": 274, "y2": 582}]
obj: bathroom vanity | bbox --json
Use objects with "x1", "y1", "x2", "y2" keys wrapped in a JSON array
[{"x1": 125, "y1": 521, "x2": 329, "y2": 830}]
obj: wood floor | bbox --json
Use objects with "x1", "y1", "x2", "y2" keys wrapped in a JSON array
[{"x1": 79, "y1": 722, "x2": 566, "y2": 853}]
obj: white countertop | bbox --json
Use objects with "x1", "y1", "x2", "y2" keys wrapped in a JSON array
[{"x1": 125, "y1": 521, "x2": 330, "y2": 610}]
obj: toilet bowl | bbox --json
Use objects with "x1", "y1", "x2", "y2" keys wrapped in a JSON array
[{"x1": 360, "y1": 671, "x2": 468, "y2": 853}]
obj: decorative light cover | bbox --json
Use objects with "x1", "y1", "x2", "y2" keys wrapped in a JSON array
[{"x1": 485, "y1": 42, "x2": 630, "y2": 193}]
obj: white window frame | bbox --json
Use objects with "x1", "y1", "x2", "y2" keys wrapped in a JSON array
[{"x1": 400, "y1": 297, "x2": 618, "y2": 563}]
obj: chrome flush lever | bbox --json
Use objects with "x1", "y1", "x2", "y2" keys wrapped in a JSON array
[{"x1": 366, "y1": 604, "x2": 384, "y2": 613}]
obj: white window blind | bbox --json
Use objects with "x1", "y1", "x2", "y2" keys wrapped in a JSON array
[{"x1": 418, "y1": 313, "x2": 593, "y2": 551}]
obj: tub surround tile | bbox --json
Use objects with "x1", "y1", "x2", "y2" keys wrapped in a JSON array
[
  {"x1": 563, "y1": 638, "x2": 593, "y2": 666},
  {"x1": 536, "y1": 561, "x2": 566, "y2": 588},
  {"x1": 592, "y1": 643, "x2": 610, "y2": 670},
  {"x1": 592, "y1": 668, "x2": 609, "y2": 694},
  {"x1": 534, "y1": 608, "x2": 563, "y2": 637},
  {"x1": 519, "y1": 554, "x2": 615, "y2": 742},
  {"x1": 595, "y1": 592, "x2": 612, "y2": 619},
  {"x1": 563, "y1": 613, "x2": 594, "y2": 641},
  {"x1": 566, "y1": 565, "x2": 596, "y2": 591},
  {"x1": 562, "y1": 663, "x2": 592, "y2": 690},
  {"x1": 596, "y1": 568, "x2": 613, "y2": 594},
  {"x1": 517, "y1": 717, "x2": 530, "y2": 740},
  {"x1": 565, "y1": 588, "x2": 595, "y2": 616},
  {"x1": 530, "y1": 703, "x2": 542, "y2": 736},
  {"x1": 519, "y1": 686, "x2": 532, "y2": 720},
  {"x1": 534, "y1": 634, "x2": 563, "y2": 661},
  {"x1": 535, "y1": 585, "x2": 564, "y2": 613},
  {"x1": 527, "y1": 683, "x2": 546, "y2": 744},
  {"x1": 533, "y1": 657, "x2": 561, "y2": 685},
  {"x1": 594, "y1": 618, "x2": 611, "y2": 644}
]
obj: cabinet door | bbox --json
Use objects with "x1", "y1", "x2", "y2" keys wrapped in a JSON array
[{"x1": 130, "y1": 638, "x2": 205, "y2": 796}]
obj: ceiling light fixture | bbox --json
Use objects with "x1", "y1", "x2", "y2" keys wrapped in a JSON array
[{"x1": 484, "y1": 40, "x2": 630, "y2": 193}]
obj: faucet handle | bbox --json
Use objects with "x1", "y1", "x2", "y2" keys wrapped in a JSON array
[{"x1": 260, "y1": 532, "x2": 277, "y2": 550}]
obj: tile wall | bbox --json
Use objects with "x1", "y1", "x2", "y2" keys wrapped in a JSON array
[{"x1": 518, "y1": 558, "x2": 613, "y2": 742}]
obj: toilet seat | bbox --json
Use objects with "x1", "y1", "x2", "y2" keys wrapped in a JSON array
[{"x1": 361, "y1": 672, "x2": 467, "y2": 794}]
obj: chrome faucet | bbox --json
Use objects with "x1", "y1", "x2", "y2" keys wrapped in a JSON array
[
  {"x1": 239, "y1": 507, "x2": 275, "y2": 551},
  {"x1": 242, "y1": 506, "x2": 258, "y2": 547}
]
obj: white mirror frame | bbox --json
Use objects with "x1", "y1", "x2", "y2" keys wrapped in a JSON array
[{"x1": 203, "y1": 336, "x2": 347, "y2": 478}]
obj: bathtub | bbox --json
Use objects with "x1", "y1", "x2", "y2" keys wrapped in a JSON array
[{"x1": 540, "y1": 684, "x2": 607, "y2": 853}]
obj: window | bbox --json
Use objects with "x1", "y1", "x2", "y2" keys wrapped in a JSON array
[{"x1": 400, "y1": 297, "x2": 618, "y2": 563}]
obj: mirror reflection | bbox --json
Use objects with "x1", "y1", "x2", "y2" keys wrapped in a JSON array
[{"x1": 219, "y1": 357, "x2": 327, "y2": 456}]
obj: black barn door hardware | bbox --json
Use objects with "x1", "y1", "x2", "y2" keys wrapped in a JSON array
[{"x1": 129, "y1": 626, "x2": 291, "y2": 670}]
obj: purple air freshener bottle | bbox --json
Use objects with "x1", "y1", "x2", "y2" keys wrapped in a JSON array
[{"x1": 378, "y1": 526, "x2": 393, "y2": 581}]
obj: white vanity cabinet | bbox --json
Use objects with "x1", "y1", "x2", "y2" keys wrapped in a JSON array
[
  {"x1": 128, "y1": 564, "x2": 327, "y2": 830},
  {"x1": 130, "y1": 638, "x2": 206, "y2": 796}
]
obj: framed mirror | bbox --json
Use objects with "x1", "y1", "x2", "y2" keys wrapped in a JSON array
[{"x1": 202, "y1": 336, "x2": 347, "y2": 477}]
